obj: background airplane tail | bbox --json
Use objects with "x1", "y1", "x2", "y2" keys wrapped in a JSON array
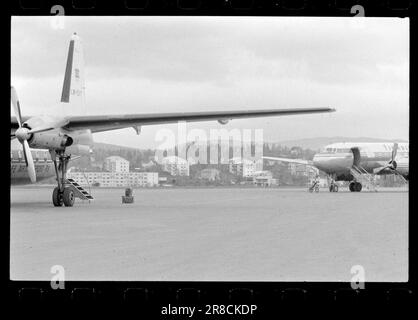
[{"x1": 60, "y1": 32, "x2": 86, "y2": 115}]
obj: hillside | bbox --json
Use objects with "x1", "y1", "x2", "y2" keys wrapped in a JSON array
[
  {"x1": 93, "y1": 142, "x2": 149, "y2": 152},
  {"x1": 62, "y1": 137, "x2": 411, "y2": 171},
  {"x1": 93, "y1": 137, "x2": 408, "y2": 154},
  {"x1": 271, "y1": 137, "x2": 408, "y2": 151}
]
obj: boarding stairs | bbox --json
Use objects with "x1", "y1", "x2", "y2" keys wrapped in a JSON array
[
  {"x1": 350, "y1": 165, "x2": 378, "y2": 192},
  {"x1": 65, "y1": 178, "x2": 94, "y2": 201}
]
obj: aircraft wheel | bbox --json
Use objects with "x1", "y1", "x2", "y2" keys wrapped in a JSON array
[
  {"x1": 349, "y1": 182, "x2": 355, "y2": 192},
  {"x1": 334, "y1": 185, "x2": 339, "y2": 192},
  {"x1": 329, "y1": 185, "x2": 334, "y2": 192},
  {"x1": 355, "y1": 182, "x2": 362, "y2": 192},
  {"x1": 63, "y1": 188, "x2": 75, "y2": 207},
  {"x1": 52, "y1": 187, "x2": 63, "y2": 207}
]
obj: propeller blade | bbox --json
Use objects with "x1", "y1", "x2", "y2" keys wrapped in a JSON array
[
  {"x1": 22, "y1": 140, "x2": 36, "y2": 183},
  {"x1": 391, "y1": 143, "x2": 398, "y2": 162},
  {"x1": 27, "y1": 126, "x2": 55, "y2": 134},
  {"x1": 373, "y1": 166, "x2": 387, "y2": 174},
  {"x1": 393, "y1": 168, "x2": 402, "y2": 176},
  {"x1": 11, "y1": 86, "x2": 23, "y2": 127}
]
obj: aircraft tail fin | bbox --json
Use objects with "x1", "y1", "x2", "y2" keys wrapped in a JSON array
[{"x1": 61, "y1": 32, "x2": 85, "y2": 114}]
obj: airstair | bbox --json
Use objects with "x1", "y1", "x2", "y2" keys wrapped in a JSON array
[
  {"x1": 350, "y1": 165, "x2": 378, "y2": 192},
  {"x1": 65, "y1": 178, "x2": 94, "y2": 201}
]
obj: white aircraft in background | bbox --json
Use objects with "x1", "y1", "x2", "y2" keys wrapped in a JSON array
[
  {"x1": 264, "y1": 141, "x2": 409, "y2": 192},
  {"x1": 11, "y1": 33, "x2": 334, "y2": 207}
]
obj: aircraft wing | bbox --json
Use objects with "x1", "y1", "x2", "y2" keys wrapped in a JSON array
[
  {"x1": 263, "y1": 156, "x2": 314, "y2": 166},
  {"x1": 10, "y1": 107, "x2": 334, "y2": 135},
  {"x1": 58, "y1": 107, "x2": 335, "y2": 133}
]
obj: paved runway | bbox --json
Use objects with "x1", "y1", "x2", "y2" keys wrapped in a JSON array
[{"x1": 10, "y1": 186, "x2": 408, "y2": 281}]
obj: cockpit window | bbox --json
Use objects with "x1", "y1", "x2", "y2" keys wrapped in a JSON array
[{"x1": 321, "y1": 147, "x2": 335, "y2": 153}]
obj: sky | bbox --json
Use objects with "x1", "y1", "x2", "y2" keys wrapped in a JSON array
[{"x1": 11, "y1": 16, "x2": 409, "y2": 149}]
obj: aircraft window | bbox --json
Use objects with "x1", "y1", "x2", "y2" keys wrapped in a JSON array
[{"x1": 337, "y1": 148, "x2": 350, "y2": 153}]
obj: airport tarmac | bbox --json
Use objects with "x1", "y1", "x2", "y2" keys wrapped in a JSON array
[{"x1": 10, "y1": 186, "x2": 408, "y2": 282}]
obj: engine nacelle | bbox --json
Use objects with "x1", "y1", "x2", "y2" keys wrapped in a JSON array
[
  {"x1": 66, "y1": 144, "x2": 92, "y2": 156},
  {"x1": 218, "y1": 119, "x2": 229, "y2": 125},
  {"x1": 66, "y1": 129, "x2": 93, "y2": 146},
  {"x1": 29, "y1": 132, "x2": 73, "y2": 149},
  {"x1": 63, "y1": 129, "x2": 94, "y2": 155}
]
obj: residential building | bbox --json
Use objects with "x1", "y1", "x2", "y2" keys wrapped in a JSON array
[
  {"x1": 161, "y1": 156, "x2": 190, "y2": 176},
  {"x1": 104, "y1": 156, "x2": 129, "y2": 173},
  {"x1": 253, "y1": 170, "x2": 278, "y2": 187},
  {"x1": 229, "y1": 157, "x2": 263, "y2": 178},
  {"x1": 67, "y1": 170, "x2": 159, "y2": 187}
]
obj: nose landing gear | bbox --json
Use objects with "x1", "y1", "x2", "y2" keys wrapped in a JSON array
[
  {"x1": 349, "y1": 181, "x2": 362, "y2": 192},
  {"x1": 50, "y1": 150, "x2": 75, "y2": 207},
  {"x1": 52, "y1": 187, "x2": 64, "y2": 207}
]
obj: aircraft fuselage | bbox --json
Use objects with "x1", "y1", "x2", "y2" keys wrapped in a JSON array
[{"x1": 312, "y1": 142, "x2": 409, "y2": 180}]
